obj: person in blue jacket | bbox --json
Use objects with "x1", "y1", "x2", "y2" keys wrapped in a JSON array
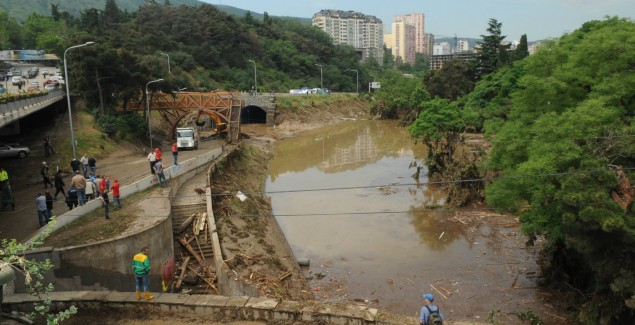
[{"x1": 419, "y1": 293, "x2": 445, "y2": 324}]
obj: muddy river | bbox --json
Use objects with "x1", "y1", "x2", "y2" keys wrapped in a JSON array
[{"x1": 265, "y1": 120, "x2": 566, "y2": 324}]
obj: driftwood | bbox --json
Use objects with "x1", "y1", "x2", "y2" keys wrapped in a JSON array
[
  {"x1": 175, "y1": 256, "x2": 191, "y2": 289},
  {"x1": 175, "y1": 214, "x2": 197, "y2": 234},
  {"x1": 187, "y1": 264, "x2": 219, "y2": 294},
  {"x1": 179, "y1": 237, "x2": 206, "y2": 267},
  {"x1": 194, "y1": 234, "x2": 206, "y2": 263}
]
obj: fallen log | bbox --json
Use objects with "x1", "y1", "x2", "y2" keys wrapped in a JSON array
[
  {"x1": 175, "y1": 213, "x2": 197, "y2": 234},
  {"x1": 179, "y1": 237, "x2": 206, "y2": 267},
  {"x1": 175, "y1": 256, "x2": 191, "y2": 289}
]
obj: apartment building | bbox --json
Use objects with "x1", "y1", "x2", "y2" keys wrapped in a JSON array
[
  {"x1": 394, "y1": 13, "x2": 425, "y2": 54},
  {"x1": 391, "y1": 21, "x2": 416, "y2": 65},
  {"x1": 456, "y1": 39, "x2": 469, "y2": 53},
  {"x1": 312, "y1": 10, "x2": 384, "y2": 63}
]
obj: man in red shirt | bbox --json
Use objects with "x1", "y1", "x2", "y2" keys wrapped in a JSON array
[
  {"x1": 111, "y1": 178, "x2": 121, "y2": 209},
  {"x1": 155, "y1": 147, "x2": 162, "y2": 161},
  {"x1": 171, "y1": 143, "x2": 178, "y2": 166},
  {"x1": 99, "y1": 177, "x2": 107, "y2": 195}
]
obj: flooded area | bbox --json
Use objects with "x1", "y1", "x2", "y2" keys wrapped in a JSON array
[{"x1": 265, "y1": 120, "x2": 566, "y2": 324}]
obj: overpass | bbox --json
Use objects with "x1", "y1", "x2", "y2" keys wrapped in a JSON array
[{"x1": 0, "y1": 89, "x2": 66, "y2": 133}]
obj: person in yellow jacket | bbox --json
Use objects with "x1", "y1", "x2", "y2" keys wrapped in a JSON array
[{"x1": 132, "y1": 246, "x2": 154, "y2": 300}]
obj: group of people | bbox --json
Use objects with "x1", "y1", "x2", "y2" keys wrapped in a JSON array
[{"x1": 147, "y1": 147, "x2": 171, "y2": 187}]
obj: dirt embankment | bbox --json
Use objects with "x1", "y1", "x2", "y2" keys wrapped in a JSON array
[{"x1": 210, "y1": 96, "x2": 371, "y2": 300}]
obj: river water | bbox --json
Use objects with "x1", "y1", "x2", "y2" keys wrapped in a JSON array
[{"x1": 265, "y1": 120, "x2": 560, "y2": 324}]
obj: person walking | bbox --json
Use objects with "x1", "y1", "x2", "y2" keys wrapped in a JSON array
[
  {"x1": 70, "y1": 170, "x2": 87, "y2": 206},
  {"x1": 98, "y1": 188, "x2": 111, "y2": 220},
  {"x1": 88, "y1": 156, "x2": 97, "y2": 176},
  {"x1": 36, "y1": 192, "x2": 48, "y2": 227},
  {"x1": 70, "y1": 158, "x2": 80, "y2": 174},
  {"x1": 153, "y1": 160, "x2": 166, "y2": 187},
  {"x1": 132, "y1": 246, "x2": 154, "y2": 300},
  {"x1": 171, "y1": 142, "x2": 178, "y2": 166},
  {"x1": 65, "y1": 187, "x2": 78, "y2": 210},
  {"x1": 419, "y1": 293, "x2": 444, "y2": 325},
  {"x1": 99, "y1": 176, "x2": 107, "y2": 195},
  {"x1": 80, "y1": 154, "x2": 89, "y2": 178},
  {"x1": 85, "y1": 176, "x2": 96, "y2": 200},
  {"x1": 40, "y1": 162, "x2": 54, "y2": 189},
  {"x1": 53, "y1": 169, "x2": 67, "y2": 200},
  {"x1": 43, "y1": 137, "x2": 51, "y2": 157},
  {"x1": 45, "y1": 191, "x2": 54, "y2": 222},
  {"x1": 147, "y1": 150, "x2": 156, "y2": 174},
  {"x1": 111, "y1": 178, "x2": 121, "y2": 209}
]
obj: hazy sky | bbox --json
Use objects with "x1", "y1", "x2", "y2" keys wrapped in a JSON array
[{"x1": 202, "y1": 0, "x2": 635, "y2": 41}]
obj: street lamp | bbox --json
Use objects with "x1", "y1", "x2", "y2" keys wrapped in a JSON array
[
  {"x1": 315, "y1": 64, "x2": 323, "y2": 90},
  {"x1": 160, "y1": 52, "x2": 170, "y2": 75},
  {"x1": 248, "y1": 60, "x2": 257, "y2": 94},
  {"x1": 64, "y1": 41, "x2": 95, "y2": 159},
  {"x1": 349, "y1": 69, "x2": 358, "y2": 94},
  {"x1": 146, "y1": 78, "x2": 164, "y2": 149}
]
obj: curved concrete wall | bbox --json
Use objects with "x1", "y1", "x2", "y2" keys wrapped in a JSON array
[{"x1": 14, "y1": 147, "x2": 223, "y2": 293}]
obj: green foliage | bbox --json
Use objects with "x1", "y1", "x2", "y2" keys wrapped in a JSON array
[
  {"x1": 1, "y1": 219, "x2": 78, "y2": 324},
  {"x1": 423, "y1": 59, "x2": 476, "y2": 101},
  {"x1": 477, "y1": 18, "x2": 512, "y2": 78},
  {"x1": 370, "y1": 70, "x2": 429, "y2": 121},
  {"x1": 97, "y1": 112, "x2": 148, "y2": 140},
  {"x1": 484, "y1": 17, "x2": 635, "y2": 324},
  {"x1": 517, "y1": 310, "x2": 543, "y2": 325}
]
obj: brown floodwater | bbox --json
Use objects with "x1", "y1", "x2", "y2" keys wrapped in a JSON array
[{"x1": 265, "y1": 120, "x2": 568, "y2": 325}]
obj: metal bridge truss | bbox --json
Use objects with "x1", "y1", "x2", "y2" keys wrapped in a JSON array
[{"x1": 121, "y1": 91, "x2": 243, "y2": 143}]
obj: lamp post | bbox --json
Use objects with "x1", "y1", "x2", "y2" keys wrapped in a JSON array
[
  {"x1": 315, "y1": 64, "x2": 323, "y2": 90},
  {"x1": 64, "y1": 41, "x2": 95, "y2": 159},
  {"x1": 146, "y1": 78, "x2": 164, "y2": 149},
  {"x1": 248, "y1": 60, "x2": 257, "y2": 94},
  {"x1": 160, "y1": 52, "x2": 171, "y2": 75},
  {"x1": 349, "y1": 69, "x2": 358, "y2": 94}
]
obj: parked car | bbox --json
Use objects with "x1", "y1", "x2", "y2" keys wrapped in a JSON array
[
  {"x1": 11, "y1": 76, "x2": 22, "y2": 86},
  {"x1": 27, "y1": 81, "x2": 40, "y2": 91},
  {"x1": 44, "y1": 83, "x2": 57, "y2": 91},
  {"x1": 0, "y1": 143, "x2": 30, "y2": 159}
]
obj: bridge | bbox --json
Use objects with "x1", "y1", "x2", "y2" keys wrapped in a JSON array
[
  {"x1": 118, "y1": 91, "x2": 277, "y2": 142},
  {"x1": 0, "y1": 89, "x2": 66, "y2": 134}
]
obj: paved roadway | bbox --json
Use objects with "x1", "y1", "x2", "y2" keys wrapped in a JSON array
[{"x1": 0, "y1": 137, "x2": 223, "y2": 243}]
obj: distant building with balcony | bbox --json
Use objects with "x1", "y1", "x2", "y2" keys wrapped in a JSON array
[
  {"x1": 423, "y1": 33, "x2": 435, "y2": 56},
  {"x1": 312, "y1": 9, "x2": 384, "y2": 63},
  {"x1": 430, "y1": 52, "x2": 478, "y2": 70},
  {"x1": 390, "y1": 21, "x2": 416, "y2": 65},
  {"x1": 456, "y1": 39, "x2": 469, "y2": 53},
  {"x1": 394, "y1": 13, "x2": 426, "y2": 54}
]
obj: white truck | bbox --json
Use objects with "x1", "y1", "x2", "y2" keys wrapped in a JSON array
[{"x1": 176, "y1": 127, "x2": 198, "y2": 150}]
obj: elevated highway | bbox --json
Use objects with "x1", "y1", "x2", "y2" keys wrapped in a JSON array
[{"x1": 0, "y1": 89, "x2": 66, "y2": 133}]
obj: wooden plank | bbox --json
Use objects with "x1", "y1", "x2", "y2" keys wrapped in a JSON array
[
  {"x1": 178, "y1": 236, "x2": 206, "y2": 267},
  {"x1": 175, "y1": 256, "x2": 191, "y2": 289},
  {"x1": 187, "y1": 264, "x2": 219, "y2": 294},
  {"x1": 175, "y1": 214, "x2": 196, "y2": 234}
]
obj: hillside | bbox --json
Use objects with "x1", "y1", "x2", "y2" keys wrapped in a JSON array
[{"x1": 0, "y1": 0, "x2": 310, "y2": 24}]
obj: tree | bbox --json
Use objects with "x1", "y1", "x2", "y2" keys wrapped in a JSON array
[
  {"x1": 423, "y1": 59, "x2": 476, "y2": 101},
  {"x1": 513, "y1": 34, "x2": 529, "y2": 61},
  {"x1": 1, "y1": 221, "x2": 77, "y2": 324},
  {"x1": 477, "y1": 18, "x2": 511, "y2": 77},
  {"x1": 484, "y1": 17, "x2": 635, "y2": 324}
]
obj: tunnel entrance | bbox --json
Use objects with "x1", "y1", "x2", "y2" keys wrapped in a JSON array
[{"x1": 240, "y1": 105, "x2": 267, "y2": 124}]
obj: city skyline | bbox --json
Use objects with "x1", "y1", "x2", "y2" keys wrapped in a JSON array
[{"x1": 204, "y1": 0, "x2": 635, "y2": 41}]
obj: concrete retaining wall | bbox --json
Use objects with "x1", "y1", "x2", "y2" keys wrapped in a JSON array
[{"x1": 13, "y1": 147, "x2": 223, "y2": 293}]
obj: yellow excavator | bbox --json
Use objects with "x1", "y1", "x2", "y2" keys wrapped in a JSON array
[{"x1": 194, "y1": 109, "x2": 228, "y2": 138}]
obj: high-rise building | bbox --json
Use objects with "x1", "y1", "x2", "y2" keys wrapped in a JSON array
[
  {"x1": 391, "y1": 21, "x2": 416, "y2": 65},
  {"x1": 312, "y1": 10, "x2": 384, "y2": 63},
  {"x1": 394, "y1": 13, "x2": 425, "y2": 54},
  {"x1": 423, "y1": 33, "x2": 435, "y2": 56},
  {"x1": 456, "y1": 39, "x2": 469, "y2": 53}
]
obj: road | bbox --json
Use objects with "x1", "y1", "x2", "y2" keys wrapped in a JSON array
[{"x1": 0, "y1": 105, "x2": 223, "y2": 243}]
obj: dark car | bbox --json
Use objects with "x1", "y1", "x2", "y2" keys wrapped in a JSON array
[{"x1": 0, "y1": 143, "x2": 30, "y2": 159}]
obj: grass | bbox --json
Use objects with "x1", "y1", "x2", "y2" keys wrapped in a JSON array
[{"x1": 43, "y1": 188, "x2": 157, "y2": 247}]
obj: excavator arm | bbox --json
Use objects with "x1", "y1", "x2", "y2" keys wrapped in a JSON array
[{"x1": 195, "y1": 109, "x2": 228, "y2": 134}]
